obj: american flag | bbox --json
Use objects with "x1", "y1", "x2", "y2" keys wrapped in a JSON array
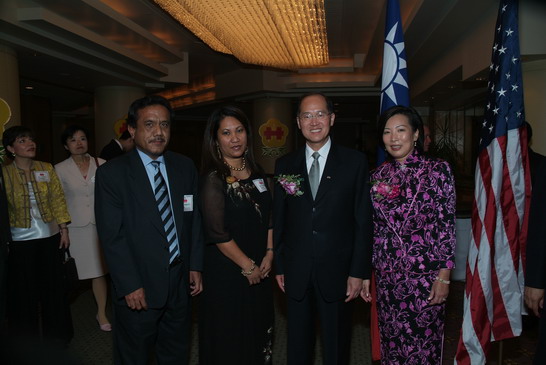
[{"x1": 455, "y1": 0, "x2": 531, "y2": 363}]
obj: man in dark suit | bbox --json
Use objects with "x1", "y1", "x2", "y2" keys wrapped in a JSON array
[
  {"x1": 95, "y1": 95, "x2": 203, "y2": 365},
  {"x1": 0, "y1": 169, "x2": 12, "y2": 335},
  {"x1": 99, "y1": 129, "x2": 134, "y2": 160},
  {"x1": 523, "y1": 122, "x2": 546, "y2": 365},
  {"x1": 273, "y1": 93, "x2": 373, "y2": 364}
]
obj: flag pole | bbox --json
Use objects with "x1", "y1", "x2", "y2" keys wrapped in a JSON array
[{"x1": 498, "y1": 340, "x2": 503, "y2": 364}]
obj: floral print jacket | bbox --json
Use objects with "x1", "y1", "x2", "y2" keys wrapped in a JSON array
[{"x1": 371, "y1": 150, "x2": 456, "y2": 274}]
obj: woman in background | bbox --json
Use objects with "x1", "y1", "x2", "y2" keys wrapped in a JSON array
[
  {"x1": 199, "y1": 106, "x2": 274, "y2": 365},
  {"x1": 366, "y1": 106, "x2": 456, "y2": 365},
  {"x1": 2, "y1": 126, "x2": 73, "y2": 345},
  {"x1": 55, "y1": 125, "x2": 110, "y2": 331}
]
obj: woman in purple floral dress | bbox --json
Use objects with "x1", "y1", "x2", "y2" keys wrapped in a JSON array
[{"x1": 369, "y1": 106, "x2": 456, "y2": 364}]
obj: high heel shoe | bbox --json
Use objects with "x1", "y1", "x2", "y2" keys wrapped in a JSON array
[{"x1": 96, "y1": 315, "x2": 112, "y2": 332}]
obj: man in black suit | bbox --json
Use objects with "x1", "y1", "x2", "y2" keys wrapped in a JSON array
[
  {"x1": 95, "y1": 95, "x2": 203, "y2": 365},
  {"x1": 99, "y1": 129, "x2": 134, "y2": 160},
  {"x1": 273, "y1": 93, "x2": 373, "y2": 364},
  {"x1": 523, "y1": 122, "x2": 546, "y2": 365}
]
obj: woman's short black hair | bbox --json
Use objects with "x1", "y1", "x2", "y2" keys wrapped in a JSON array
[
  {"x1": 2, "y1": 126, "x2": 34, "y2": 159},
  {"x1": 377, "y1": 105, "x2": 425, "y2": 152},
  {"x1": 60, "y1": 125, "x2": 89, "y2": 146}
]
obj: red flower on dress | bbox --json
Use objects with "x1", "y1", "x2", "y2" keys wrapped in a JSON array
[{"x1": 371, "y1": 180, "x2": 401, "y2": 200}]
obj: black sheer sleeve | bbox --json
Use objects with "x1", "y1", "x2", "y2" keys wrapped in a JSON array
[
  {"x1": 266, "y1": 176, "x2": 273, "y2": 230},
  {"x1": 200, "y1": 172, "x2": 231, "y2": 244}
]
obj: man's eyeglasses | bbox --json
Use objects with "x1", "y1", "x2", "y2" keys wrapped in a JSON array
[{"x1": 299, "y1": 111, "x2": 331, "y2": 121}]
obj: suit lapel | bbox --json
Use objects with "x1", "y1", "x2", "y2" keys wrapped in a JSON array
[
  {"x1": 127, "y1": 151, "x2": 166, "y2": 236},
  {"x1": 164, "y1": 153, "x2": 185, "y2": 237},
  {"x1": 293, "y1": 148, "x2": 314, "y2": 204},
  {"x1": 67, "y1": 158, "x2": 85, "y2": 183}
]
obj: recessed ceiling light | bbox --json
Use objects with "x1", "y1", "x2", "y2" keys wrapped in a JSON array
[{"x1": 25, "y1": 86, "x2": 34, "y2": 90}]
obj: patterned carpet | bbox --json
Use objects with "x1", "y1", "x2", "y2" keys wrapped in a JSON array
[
  {"x1": 11, "y1": 280, "x2": 537, "y2": 364},
  {"x1": 65, "y1": 283, "x2": 373, "y2": 365}
]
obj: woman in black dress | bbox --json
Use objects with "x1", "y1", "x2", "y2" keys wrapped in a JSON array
[{"x1": 199, "y1": 105, "x2": 274, "y2": 365}]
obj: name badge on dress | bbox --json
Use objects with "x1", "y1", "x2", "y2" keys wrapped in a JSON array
[
  {"x1": 34, "y1": 171, "x2": 50, "y2": 182},
  {"x1": 253, "y1": 178, "x2": 267, "y2": 193},
  {"x1": 184, "y1": 195, "x2": 193, "y2": 211}
]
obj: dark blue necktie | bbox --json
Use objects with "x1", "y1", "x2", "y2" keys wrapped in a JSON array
[{"x1": 151, "y1": 161, "x2": 180, "y2": 263}]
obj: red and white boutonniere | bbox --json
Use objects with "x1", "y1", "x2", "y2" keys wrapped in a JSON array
[
  {"x1": 371, "y1": 180, "x2": 401, "y2": 200},
  {"x1": 275, "y1": 174, "x2": 304, "y2": 197}
]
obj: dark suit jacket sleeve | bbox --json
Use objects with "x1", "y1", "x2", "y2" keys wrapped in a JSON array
[
  {"x1": 349, "y1": 153, "x2": 373, "y2": 279},
  {"x1": 525, "y1": 154, "x2": 546, "y2": 289},
  {"x1": 0, "y1": 170, "x2": 11, "y2": 322},
  {"x1": 95, "y1": 163, "x2": 142, "y2": 298},
  {"x1": 273, "y1": 159, "x2": 286, "y2": 275},
  {"x1": 99, "y1": 140, "x2": 123, "y2": 161}
]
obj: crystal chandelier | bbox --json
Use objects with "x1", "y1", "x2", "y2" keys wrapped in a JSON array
[{"x1": 152, "y1": 0, "x2": 329, "y2": 69}]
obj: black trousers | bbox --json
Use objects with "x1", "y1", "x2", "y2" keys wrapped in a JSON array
[
  {"x1": 7, "y1": 234, "x2": 73, "y2": 343},
  {"x1": 534, "y1": 304, "x2": 546, "y2": 365},
  {"x1": 286, "y1": 273, "x2": 353, "y2": 365},
  {"x1": 112, "y1": 261, "x2": 191, "y2": 365}
]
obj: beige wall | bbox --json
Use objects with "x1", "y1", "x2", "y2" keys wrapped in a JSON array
[{"x1": 0, "y1": 44, "x2": 20, "y2": 127}]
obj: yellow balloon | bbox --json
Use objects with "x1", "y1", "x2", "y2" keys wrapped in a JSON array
[{"x1": 114, "y1": 116, "x2": 128, "y2": 138}]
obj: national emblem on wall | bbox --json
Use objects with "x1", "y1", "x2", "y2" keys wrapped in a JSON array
[{"x1": 258, "y1": 118, "x2": 289, "y2": 157}]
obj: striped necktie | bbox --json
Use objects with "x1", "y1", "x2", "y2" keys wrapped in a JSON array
[{"x1": 151, "y1": 161, "x2": 180, "y2": 263}]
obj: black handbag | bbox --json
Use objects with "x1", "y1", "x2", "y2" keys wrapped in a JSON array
[{"x1": 63, "y1": 248, "x2": 79, "y2": 291}]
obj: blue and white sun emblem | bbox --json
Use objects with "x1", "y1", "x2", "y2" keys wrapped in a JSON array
[{"x1": 381, "y1": 21, "x2": 409, "y2": 107}]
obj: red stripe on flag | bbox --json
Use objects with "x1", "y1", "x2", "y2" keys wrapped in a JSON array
[
  {"x1": 468, "y1": 257, "x2": 492, "y2": 353},
  {"x1": 456, "y1": 169, "x2": 492, "y2": 363},
  {"x1": 479, "y1": 140, "x2": 516, "y2": 341},
  {"x1": 518, "y1": 126, "x2": 531, "y2": 273},
  {"x1": 498, "y1": 135, "x2": 521, "y2": 272}
]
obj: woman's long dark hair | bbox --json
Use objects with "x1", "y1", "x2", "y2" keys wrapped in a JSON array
[{"x1": 200, "y1": 105, "x2": 262, "y2": 178}]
